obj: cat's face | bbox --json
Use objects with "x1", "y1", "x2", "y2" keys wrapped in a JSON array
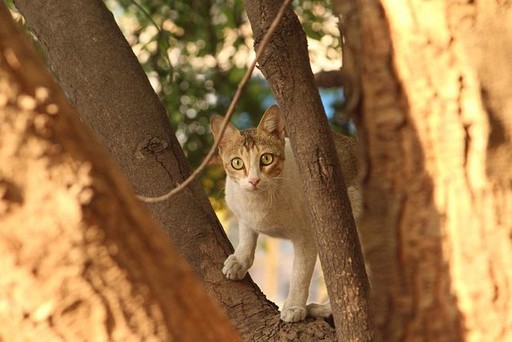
[{"x1": 210, "y1": 105, "x2": 286, "y2": 192}]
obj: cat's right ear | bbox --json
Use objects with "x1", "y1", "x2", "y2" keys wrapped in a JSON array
[
  {"x1": 258, "y1": 105, "x2": 285, "y2": 139},
  {"x1": 210, "y1": 115, "x2": 241, "y2": 148}
]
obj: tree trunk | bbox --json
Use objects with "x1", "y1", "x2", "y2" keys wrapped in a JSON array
[
  {"x1": 0, "y1": 5, "x2": 239, "y2": 341},
  {"x1": 243, "y1": 1, "x2": 373, "y2": 341},
  {"x1": 358, "y1": 0, "x2": 512, "y2": 341},
  {"x1": 13, "y1": 0, "x2": 336, "y2": 339}
]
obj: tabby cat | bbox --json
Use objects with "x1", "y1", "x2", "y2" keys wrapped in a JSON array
[{"x1": 210, "y1": 105, "x2": 361, "y2": 322}]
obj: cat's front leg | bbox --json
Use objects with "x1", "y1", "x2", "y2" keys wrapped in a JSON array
[
  {"x1": 223, "y1": 222, "x2": 258, "y2": 280},
  {"x1": 281, "y1": 239, "x2": 317, "y2": 322}
]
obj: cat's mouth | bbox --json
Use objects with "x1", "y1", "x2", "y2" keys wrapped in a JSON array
[{"x1": 243, "y1": 183, "x2": 265, "y2": 192}]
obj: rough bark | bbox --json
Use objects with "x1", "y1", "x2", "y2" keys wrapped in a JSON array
[
  {"x1": 0, "y1": 5, "x2": 240, "y2": 341},
  {"x1": 448, "y1": 1, "x2": 512, "y2": 184},
  {"x1": 13, "y1": 0, "x2": 336, "y2": 339},
  {"x1": 243, "y1": 1, "x2": 373, "y2": 341},
  {"x1": 358, "y1": 0, "x2": 512, "y2": 340}
]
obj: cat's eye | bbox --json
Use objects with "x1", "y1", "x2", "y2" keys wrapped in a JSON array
[
  {"x1": 260, "y1": 153, "x2": 274, "y2": 166},
  {"x1": 231, "y1": 157, "x2": 244, "y2": 170}
]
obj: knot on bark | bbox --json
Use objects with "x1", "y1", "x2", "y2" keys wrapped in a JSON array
[{"x1": 136, "y1": 137, "x2": 169, "y2": 159}]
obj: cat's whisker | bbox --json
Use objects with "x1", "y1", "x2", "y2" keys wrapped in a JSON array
[
  {"x1": 271, "y1": 183, "x2": 286, "y2": 205},
  {"x1": 271, "y1": 175, "x2": 291, "y2": 182},
  {"x1": 268, "y1": 184, "x2": 279, "y2": 205},
  {"x1": 213, "y1": 186, "x2": 227, "y2": 199}
]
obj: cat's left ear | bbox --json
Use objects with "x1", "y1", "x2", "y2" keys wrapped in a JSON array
[
  {"x1": 210, "y1": 115, "x2": 241, "y2": 149},
  {"x1": 257, "y1": 105, "x2": 285, "y2": 139}
]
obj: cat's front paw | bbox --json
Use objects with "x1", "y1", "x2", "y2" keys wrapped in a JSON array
[
  {"x1": 281, "y1": 306, "x2": 307, "y2": 322},
  {"x1": 222, "y1": 254, "x2": 249, "y2": 280}
]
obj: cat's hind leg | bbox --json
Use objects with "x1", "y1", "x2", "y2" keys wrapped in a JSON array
[
  {"x1": 306, "y1": 302, "x2": 332, "y2": 318},
  {"x1": 281, "y1": 239, "x2": 317, "y2": 322}
]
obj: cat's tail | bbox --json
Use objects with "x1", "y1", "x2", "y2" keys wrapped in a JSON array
[{"x1": 306, "y1": 302, "x2": 332, "y2": 319}]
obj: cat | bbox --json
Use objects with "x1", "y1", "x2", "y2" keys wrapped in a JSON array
[{"x1": 210, "y1": 105, "x2": 361, "y2": 322}]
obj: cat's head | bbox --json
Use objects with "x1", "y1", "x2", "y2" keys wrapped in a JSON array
[{"x1": 210, "y1": 105, "x2": 286, "y2": 192}]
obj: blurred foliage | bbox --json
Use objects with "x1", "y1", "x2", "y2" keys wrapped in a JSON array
[
  {"x1": 105, "y1": 0, "x2": 347, "y2": 200},
  {"x1": 9, "y1": 0, "x2": 347, "y2": 200}
]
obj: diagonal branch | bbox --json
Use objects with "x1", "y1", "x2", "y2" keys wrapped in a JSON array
[{"x1": 242, "y1": 0, "x2": 373, "y2": 340}]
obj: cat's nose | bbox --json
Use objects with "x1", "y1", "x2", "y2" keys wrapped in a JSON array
[{"x1": 248, "y1": 178, "x2": 260, "y2": 187}]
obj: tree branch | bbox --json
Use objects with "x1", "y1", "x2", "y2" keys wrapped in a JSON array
[
  {"x1": 0, "y1": 4, "x2": 240, "y2": 340},
  {"x1": 331, "y1": 0, "x2": 362, "y2": 122},
  {"x1": 314, "y1": 69, "x2": 359, "y2": 117},
  {"x1": 243, "y1": 0, "x2": 373, "y2": 340},
  {"x1": 314, "y1": 70, "x2": 347, "y2": 89}
]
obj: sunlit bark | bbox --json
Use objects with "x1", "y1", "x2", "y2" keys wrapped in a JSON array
[
  {"x1": 0, "y1": 5, "x2": 240, "y2": 340},
  {"x1": 358, "y1": 1, "x2": 512, "y2": 340}
]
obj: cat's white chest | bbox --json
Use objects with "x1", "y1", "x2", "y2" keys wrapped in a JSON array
[{"x1": 225, "y1": 180, "x2": 308, "y2": 240}]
